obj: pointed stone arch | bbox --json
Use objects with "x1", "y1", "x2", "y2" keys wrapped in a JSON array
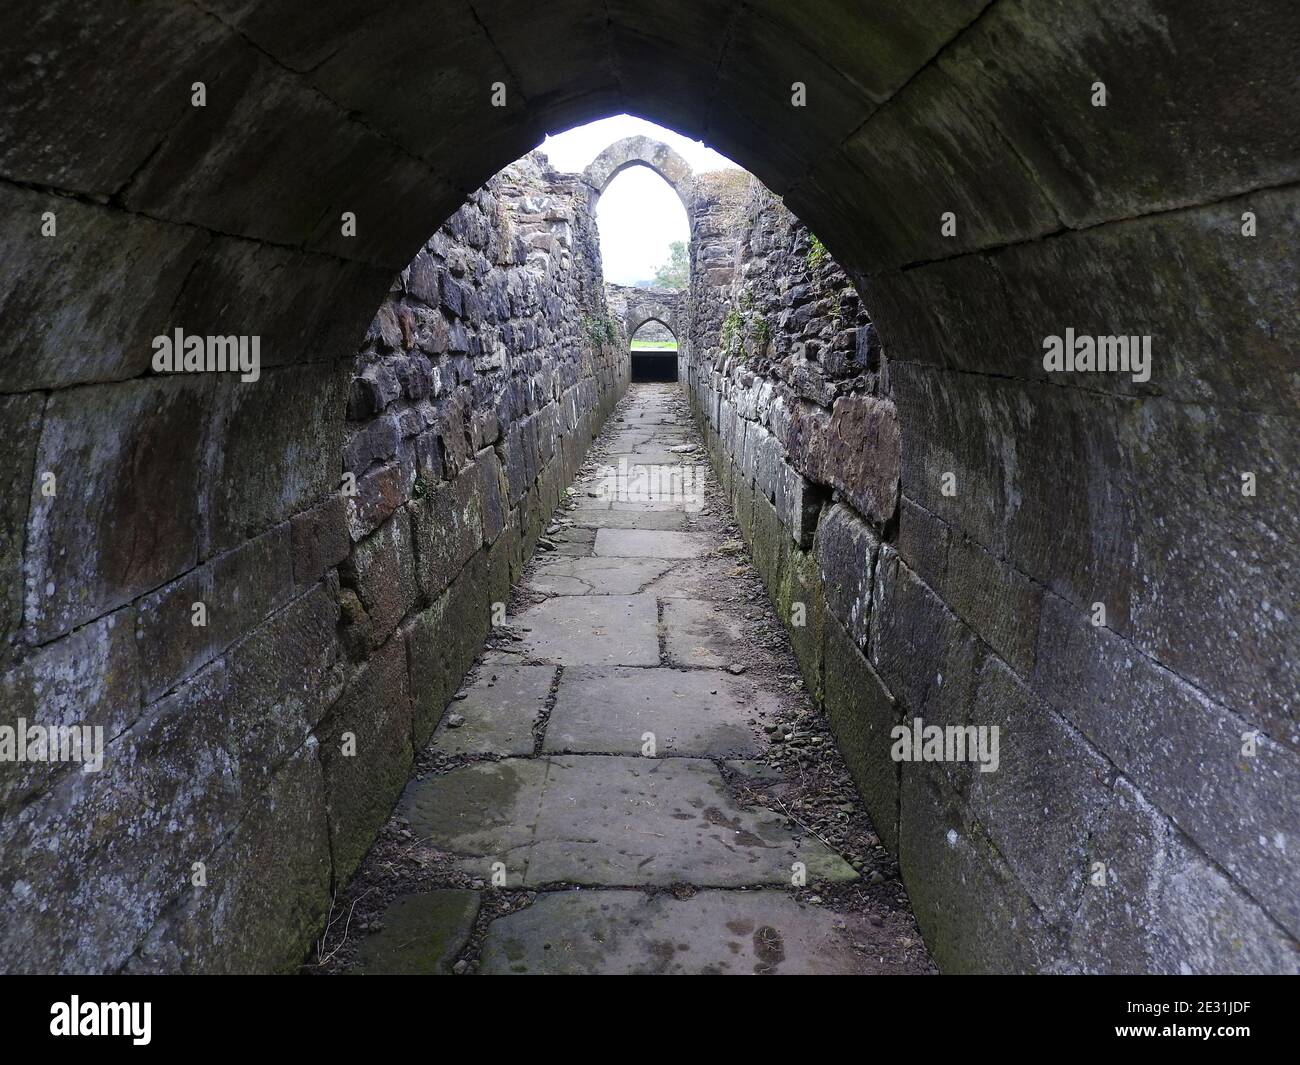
[
  {"x1": 605, "y1": 283, "x2": 684, "y2": 346},
  {"x1": 582, "y1": 135, "x2": 695, "y2": 211}
]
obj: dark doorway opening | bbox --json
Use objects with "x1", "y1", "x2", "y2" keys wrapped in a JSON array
[
  {"x1": 631, "y1": 350, "x2": 678, "y2": 381},
  {"x1": 630, "y1": 319, "x2": 678, "y2": 381}
]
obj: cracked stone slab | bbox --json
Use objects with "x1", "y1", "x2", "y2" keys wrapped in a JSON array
[
  {"x1": 601, "y1": 449, "x2": 694, "y2": 465},
  {"x1": 579, "y1": 494, "x2": 701, "y2": 513},
  {"x1": 431, "y1": 663, "x2": 556, "y2": 756},
  {"x1": 568, "y1": 508, "x2": 691, "y2": 530},
  {"x1": 544, "y1": 666, "x2": 776, "y2": 757},
  {"x1": 643, "y1": 556, "x2": 753, "y2": 601},
  {"x1": 398, "y1": 755, "x2": 856, "y2": 888},
  {"x1": 593, "y1": 529, "x2": 712, "y2": 559},
  {"x1": 479, "y1": 890, "x2": 872, "y2": 974},
  {"x1": 545, "y1": 526, "x2": 595, "y2": 557},
  {"x1": 661, "y1": 597, "x2": 751, "y2": 669},
  {"x1": 526, "y1": 556, "x2": 676, "y2": 596},
  {"x1": 354, "y1": 890, "x2": 480, "y2": 975},
  {"x1": 511, "y1": 595, "x2": 659, "y2": 666}
]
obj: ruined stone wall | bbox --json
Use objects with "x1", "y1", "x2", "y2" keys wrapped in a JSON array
[
  {"x1": 681, "y1": 173, "x2": 1298, "y2": 974},
  {"x1": 0, "y1": 152, "x2": 626, "y2": 974}
]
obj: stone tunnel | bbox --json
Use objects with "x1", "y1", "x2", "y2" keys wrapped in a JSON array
[{"x1": 0, "y1": 0, "x2": 1296, "y2": 977}]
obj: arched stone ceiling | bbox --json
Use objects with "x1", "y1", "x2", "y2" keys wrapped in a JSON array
[{"x1": 6, "y1": 0, "x2": 1294, "y2": 362}]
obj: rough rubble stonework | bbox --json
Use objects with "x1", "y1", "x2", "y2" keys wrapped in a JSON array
[
  {"x1": 0, "y1": 150, "x2": 626, "y2": 974},
  {"x1": 680, "y1": 169, "x2": 1299, "y2": 974}
]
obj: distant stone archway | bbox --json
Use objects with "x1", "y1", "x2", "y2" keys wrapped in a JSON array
[
  {"x1": 581, "y1": 135, "x2": 696, "y2": 212},
  {"x1": 605, "y1": 283, "x2": 684, "y2": 345}
]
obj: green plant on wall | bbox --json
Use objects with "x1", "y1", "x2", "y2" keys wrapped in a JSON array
[
  {"x1": 806, "y1": 233, "x2": 828, "y2": 272},
  {"x1": 751, "y1": 315, "x2": 771, "y2": 354},
  {"x1": 581, "y1": 313, "x2": 617, "y2": 346},
  {"x1": 720, "y1": 307, "x2": 745, "y2": 359}
]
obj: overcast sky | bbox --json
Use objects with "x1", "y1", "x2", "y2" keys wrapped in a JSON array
[{"x1": 539, "y1": 116, "x2": 739, "y2": 286}]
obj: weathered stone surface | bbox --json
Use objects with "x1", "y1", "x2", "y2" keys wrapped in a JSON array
[
  {"x1": 0, "y1": 393, "x2": 42, "y2": 666},
  {"x1": 339, "y1": 511, "x2": 418, "y2": 650},
  {"x1": 0, "y1": 696, "x2": 239, "y2": 972},
  {"x1": 25, "y1": 377, "x2": 211, "y2": 642},
  {"x1": 870, "y1": 550, "x2": 981, "y2": 735},
  {"x1": 290, "y1": 494, "x2": 351, "y2": 590},
  {"x1": 544, "y1": 666, "x2": 773, "y2": 757},
  {"x1": 318, "y1": 637, "x2": 414, "y2": 883},
  {"x1": 899, "y1": 768, "x2": 1060, "y2": 974},
  {"x1": 0, "y1": 131, "x2": 625, "y2": 976},
  {"x1": 824, "y1": 616, "x2": 899, "y2": 852},
  {"x1": 895, "y1": 495, "x2": 950, "y2": 594},
  {"x1": 937, "y1": 0, "x2": 1300, "y2": 232},
  {"x1": 583, "y1": 136, "x2": 694, "y2": 203},
  {"x1": 528, "y1": 555, "x2": 675, "y2": 595},
  {"x1": 409, "y1": 467, "x2": 482, "y2": 602},
  {"x1": 592, "y1": 529, "x2": 712, "y2": 559},
  {"x1": 775, "y1": 462, "x2": 823, "y2": 549},
  {"x1": 203, "y1": 363, "x2": 350, "y2": 556},
  {"x1": 513, "y1": 595, "x2": 659, "y2": 667},
  {"x1": 399, "y1": 755, "x2": 856, "y2": 888},
  {"x1": 355, "y1": 890, "x2": 480, "y2": 976},
  {"x1": 1034, "y1": 592, "x2": 1300, "y2": 938},
  {"x1": 0, "y1": 2, "x2": 230, "y2": 193},
  {"x1": 170, "y1": 238, "x2": 393, "y2": 376},
  {"x1": 0, "y1": 606, "x2": 140, "y2": 808},
  {"x1": 135, "y1": 523, "x2": 293, "y2": 702},
  {"x1": 480, "y1": 890, "x2": 875, "y2": 975},
  {"x1": 1067, "y1": 780, "x2": 1299, "y2": 975},
  {"x1": 120, "y1": 42, "x2": 452, "y2": 264},
  {"x1": 432, "y1": 662, "x2": 554, "y2": 757},
  {"x1": 943, "y1": 533, "x2": 1041, "y2": 677},
  {"x1": 7, "y1": 0, "x2": 1296, "y2": 978},
  {"x1": 966, "y1": 657, "x2": 1112, "y2": 925},
  {"x1": 810, "y1": 58, "x2": 1061, "y2": 270},
  {"x1": 814, "y1": 502, "x2": 878, "y2": 649},
  {"x1": 660, "y1": 598, "x2": 750, "y2": 670},
  {"x1": 345, "y1": 461, "x2": 411, "y2": 542},
  {"x1": 570, "y1": 506, "x2": 690, "y2": 530},
  {"x1": 823, "y1": 395, "x2": 900, "y2": 527},
  {"x1": 0, "y1": 188, "x2": 209, "y2": 391},
  {"x1": 126, "y1": 742, "x2": 332, "y2": 974},
  {"x1": 0, "y1": 581, "x2": 338, "y2": 973},
  {"x1": 406, "y1": 550, "x2": 491, "y2": 747}
]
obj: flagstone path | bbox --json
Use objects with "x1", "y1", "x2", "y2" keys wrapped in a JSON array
[{"x1": 324, "y1": 383, "x2": 934, "y2": 976}]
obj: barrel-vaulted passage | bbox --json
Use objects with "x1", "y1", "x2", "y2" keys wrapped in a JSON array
[{"x1": 0, "y1": 0, "x2": 1295, "y2": 973}]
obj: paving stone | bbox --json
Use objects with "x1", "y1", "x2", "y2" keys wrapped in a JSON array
[
  {"x1": 398, "y1": 755, "x2": 856, "y2": 888},
  {"x1": 602, "y1": 449, "x2": 692, "y2": 465},
  {"x1": 646, "y1": 556, "x2": 753, "y2": 601},
  {"x1": 569, "y1": 508, "x2": 691, "y2": 530},
  {"x1": 431, "y1": 663, "x2": 556, "y2": 756},
  {"x1": 526, "y1": 556, "x2": 675, "y2": 595},
  {"x1": 354, "y1": 890, "x2": 480, "y2": 975},
  {"x1": 544, "y1": 666, "x2": 775, "y2": 756},
  {"x1": 661, "y1": 597, "x2": 751, "y2": 668},
  {"x1": 479, "y1": 890, "x2": 871, "y2": 974},
  {"x1": 512, "y1": 594, "x2": 659, "y2": 666},
  {"x1": 593, "y1": 529, "x2": 712, "y2": 558}
]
